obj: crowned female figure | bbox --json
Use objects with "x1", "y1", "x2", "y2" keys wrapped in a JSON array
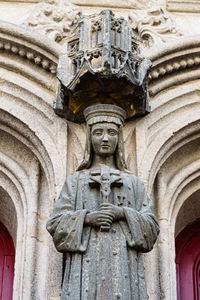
[{"x1": 46, "y1": 104, "x2": 159, "y2": 300}]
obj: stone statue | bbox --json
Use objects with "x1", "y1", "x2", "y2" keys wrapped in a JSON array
[{"x1": 46, "y1": 104, "x2": 159, "y2": 300}]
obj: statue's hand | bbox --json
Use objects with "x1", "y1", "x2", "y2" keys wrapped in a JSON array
[
  {"x1": 85, "y1": 210, "x2": 114, "y2": 227},
  {"x1": 100, "y1": 203, "x2": 125, "y2": 221}
]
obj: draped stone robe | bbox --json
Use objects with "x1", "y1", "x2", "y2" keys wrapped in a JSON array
[{"x1": 47, "y1": 168, "x2": 159, "y2": 300}]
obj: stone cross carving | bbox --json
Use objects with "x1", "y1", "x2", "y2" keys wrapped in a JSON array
[{"x1": 89, "y1": 166, "x2": 123, "y2": 231}]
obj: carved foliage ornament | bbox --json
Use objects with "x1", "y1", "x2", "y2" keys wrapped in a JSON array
[
  {"x1": 55, "y1": 10, "x2": 152, "y2": 123},
  {"x1": 128, "y1": 7, "x2": 183, "y2": 48},
  {"x1": 23, "y1": 0, "x2": 81, "y2": 43}
]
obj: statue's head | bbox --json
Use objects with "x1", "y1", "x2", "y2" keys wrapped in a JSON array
[
  {"x1": 77, "y1": 104, "x2": 128, "y2": 171},
  {"x1": 91, "y1": 122, "x2": 119, "y2": 157}
]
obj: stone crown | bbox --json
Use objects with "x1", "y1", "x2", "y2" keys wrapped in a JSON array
[{"x1": 83, "y1": 104, "x2": 126, "y2": 126}]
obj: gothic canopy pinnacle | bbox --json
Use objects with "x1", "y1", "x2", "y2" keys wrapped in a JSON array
[{"x1": 54, "y1": 9, "x2": 152, "y2": 122}]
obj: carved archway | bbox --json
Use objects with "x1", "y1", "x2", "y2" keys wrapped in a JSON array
[
  {"x1": 130, "y1": 38, "x2": 200, "y2": 300},
  {"x1": 0, "y1": 21, "x2": 66, "y2": 299}
]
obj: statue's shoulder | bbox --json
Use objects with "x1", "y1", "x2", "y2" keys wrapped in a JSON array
[
  {"x1": 66, "y1": 169, "x2": 90, "y2": 181},
  {"x1": 64, "y1": 171, "x2": 80, "y2": 185},
  {"x1": 120, "y1": 171, "x2": 144, "y2": 186},
  {"x1": 119, "y1": 169, "x2": 136, "y2": 179}
]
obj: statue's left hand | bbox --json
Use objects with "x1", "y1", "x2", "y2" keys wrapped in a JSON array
[{"x1": 100, "y1": 203, "x2": 125, "y2": 221}]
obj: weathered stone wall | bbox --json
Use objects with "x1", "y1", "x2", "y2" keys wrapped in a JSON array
[{"x1": 0, "y1": 0, "x2": 200, "y2": 299}]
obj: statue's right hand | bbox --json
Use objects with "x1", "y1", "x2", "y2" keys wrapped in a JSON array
[{"x1": 85, "y1": 211, "x2": 114, "y2": 227}]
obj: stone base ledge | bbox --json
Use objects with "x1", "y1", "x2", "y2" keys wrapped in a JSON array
[
  {"x1": 72, "y1": 0, "x2": 146, "y2": 8},
  {"x1": 0, "y1": 0, "x2": 146, "y2": 7},
  {"x1": 167, "y1": 0, "x2": 200, "y2": 12},
  {"x1": 0, "y1": 0, "x2": 40, "y2": 2}
]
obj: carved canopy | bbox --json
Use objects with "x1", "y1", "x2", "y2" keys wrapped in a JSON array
[{"x1": 54, "y1": 10, "x2": 152, "y2": 122}]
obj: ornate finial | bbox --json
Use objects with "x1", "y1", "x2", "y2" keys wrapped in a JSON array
[{"x1": 54, "y1": 9, "x2": 152, "y2": 123}]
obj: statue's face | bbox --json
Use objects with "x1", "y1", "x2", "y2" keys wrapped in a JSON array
[{"x1": 91, "y1": 123, "x2": 118, "y2": 156}]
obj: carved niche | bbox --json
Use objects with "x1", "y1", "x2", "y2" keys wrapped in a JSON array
[{"x1": 54, "y1": 10, "x2": 152, "y2": 122}]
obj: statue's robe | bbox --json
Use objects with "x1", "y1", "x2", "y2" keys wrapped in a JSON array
[{"x1": 47, "y1": 168, "x2": 159, "y2": 300}]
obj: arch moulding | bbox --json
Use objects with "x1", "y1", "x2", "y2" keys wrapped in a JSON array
[{"x1": 0, "y1": 21, "x2": 67, "y2": 299}]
